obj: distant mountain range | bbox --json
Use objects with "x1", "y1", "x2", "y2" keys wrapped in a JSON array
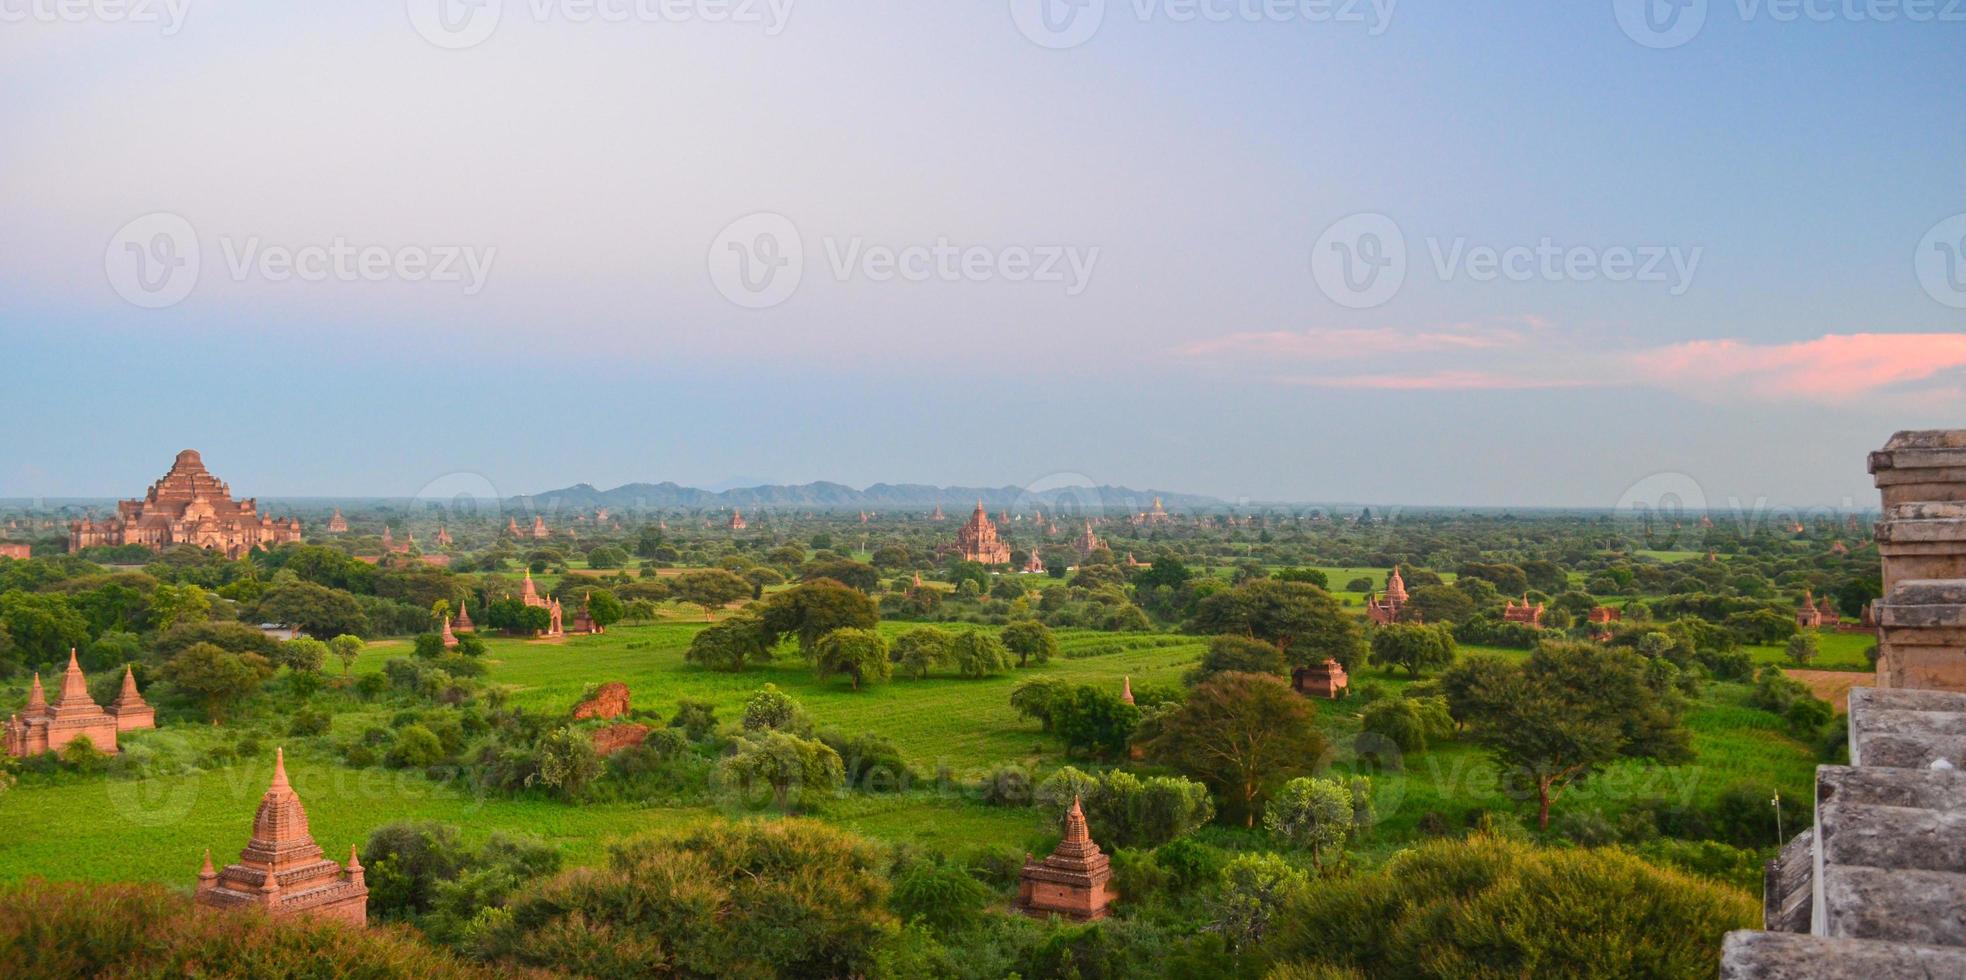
[{"x1": 509, "y1": 482, "x2": 1224, "y2": 515}]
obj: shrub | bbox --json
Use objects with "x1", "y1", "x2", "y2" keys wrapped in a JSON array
[
  {"x1": 386, "y1": 724, "x2": 447, "y2": 769},
  {"x1": 890, "y1": 860, "x2": 991, "y2": 930},
  {"x1": 0, "y1": 880, "x2": 495, "y2": 977},
  {"x1": 476, "y1": 820, "x2": 893, "y2": 978},
  {"x1": 741, "y1": 684, "x2": 810, "y2": 734},
  {"x1": 289, "y1": 707, "x2": 332, "y2": 737},
  {"x1": 979, "y1": 764, "x2": 1034, "y2": 806},
  {"x1": 1264, "y1": 834, "x2": 1758, "y2": 977},
  {"x1": 669, "y1": 699, "x2": 717, "y2": 740}
]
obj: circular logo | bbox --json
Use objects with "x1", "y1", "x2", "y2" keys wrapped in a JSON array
[
  {"x1": 1311, "y1": 212, "x2": 1406, "y2": 310},
  {"x1": 105, "y1": 212, "x2": 200, "y2": 309},
  {"x1": 1010, "y1": 0, "x2": 1106, "y2": 49},
  {"x1": 1915, "y1": 213, "x2": 1966, "y2": 310},
  {"x1": 1614, "y1": 0, "x2": 1707, "y2": 49},
  {"x1": 1615, "y1": 471, "x2": 1709, "y2": 551},
  {"x1": 104, "y1": 733, "x2": 203, "y2": 827},
  {"x1": 708, "y1": 212, "x2": 804, "y2": 309},
  {"x1": 407, "y1": 0, "x2": 503, "y2": 50},
  {"x1": 412, "y1": 471, "x2": 504, "y2": 521}
]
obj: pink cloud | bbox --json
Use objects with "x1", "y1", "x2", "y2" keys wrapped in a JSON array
[
  {"x1": 1177, "y1": 319, "x2": 1540, "y2": 360},
  {"x1": 1288, "y1": 370, "x2": 1597, "y2": 391},
  {"x1": 1628, "y1": 333, "x2": 1966, "y2": 402}
]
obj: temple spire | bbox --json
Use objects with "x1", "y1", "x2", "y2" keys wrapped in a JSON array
[
  {"x1": 1064, "y1": 795, "x2": 1090, "y2": 844},
  {"x1": 271, "y1": 746, "x2": 290, "y2": 791}
]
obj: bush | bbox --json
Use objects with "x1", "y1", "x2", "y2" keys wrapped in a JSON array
[
  {"x1": 289, "y1": 707, "x2": 332, "y2": 737},
  {"x1": 0, "y1": 880, "x2": 495, "y2": 977},
  {"x1": 979, "y1": 764, "x2": 1034, "y2": 806},
  {"x1": 476, "y1": 821, "x2": 893, "y2": 978},
  {"x1": 386, "y1": 724, "x2": 447, "y2": 769},
  {"x1": 890, "y1": 859, "x2": 991, "y2": 930},
  {"x1": 1265, "y1": 834, "x2": 1758, "y2": 977},
  {"x1": 670, "y1": 699, "x2": 717, "y2": 740}
]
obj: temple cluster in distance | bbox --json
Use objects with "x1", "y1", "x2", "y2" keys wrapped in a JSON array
[
  {"x1": 5, "y1": 652, "x2": 152, "y2": 757},
  {"x1": 68, "y1": 450, "x2": 301, "y2": 558},
  {"x1": 196, "y1": 748, "x2": 368, "y2": 925}
]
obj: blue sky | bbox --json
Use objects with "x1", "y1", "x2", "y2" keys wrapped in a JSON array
[{"x1": 0, "y1": 0, "x2": 1960, "y2": 507}]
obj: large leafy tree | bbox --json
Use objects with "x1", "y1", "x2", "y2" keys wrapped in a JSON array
[
  {"x1": 249, "y1": 581, "x2": 369, "y2": 638},
  {"x1": 685, "y1": 612, "x2": 774, "y2": 672},
  {"x1": 950, "y1": 630, "x2": 1014, "y2": 678},
  {"x1": 812, "y1": 627, "x2": 891, "y2": 690},
  {"x1": 1143, "y1": 671, "x2": 1324, "y2": 826},
  {"x1": 671, "y1": 568, "x2": 752, "y2": 622},
  {"x1": 1442, "y1": 642, "x2": 1693, "y2": 828},
  {"x1": 759, "y1": 579, "x2": 877, "y2": 653},
  {"x1": 999, "y1": 620, "x2": 1058, "y2": 668},
  {"x1": 1367, "y1": 622, "x2": 1457, "y2": 678},
  {"x1": 1186, "y1": 580, "x2": 1363, "y2": 669},
  {"x1": 890, "y1": 626, "x2": 955, "y2": 679},
  {"x1": 159, "y1": 641, "x2": 272, "y2": 722}
]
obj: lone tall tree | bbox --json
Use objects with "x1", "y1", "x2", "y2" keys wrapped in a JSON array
[
  {"x1": 1441, "y1": 642, "x2": 1692, "y2": 828},
  {"x1": 1143, "y1": 671, "x2": 1324, "y2": 826}
]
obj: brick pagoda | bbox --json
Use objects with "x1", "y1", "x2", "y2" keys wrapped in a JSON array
[
  {"x1": 196, "y1": 748, "x2": 368, "y2": 926},
  {"x1": 957, "y1": 501, "x2": 1011, "y2": 565},
  {"x1": 520, "y1": 570, "x2": 564, "y2": 636},
  {"x1": 1502, "y1": 594, "x2": 1546, "y2": 628},
  {"x1": 1292, "y1": 659, "x2": 1350, "y2": 699},
  {"x1": 5, "y1": 650, "x2": 149, "y2": 757},
  {"x1": 1017, "y1": 797, "x2": 1113, "y2": 921},
  {"x1": 1364, "y1": 567, "x2": 1408, "y2": 625},
  {"x1": 68, "y1": 450, "x2": 301, "y2": 558}
]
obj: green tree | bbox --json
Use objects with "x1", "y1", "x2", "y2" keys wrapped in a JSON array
[
  {"x1": 1191, "y1": 634, "x2": 1288, "y2": 682},
  {"x1": 950, "y1": 630, "x2": 1015, "y2": 678},
  {"x1": 583, "y1": 589, "x2": 625, "y2": 628},
  {"x1": 672, "y1": 568, "x2": 752, "y2": 622},
  {"x1": 531, "y1": 726, "x2": 602, "y2": 799},
  {"x1": 159, "y1": 642, "x2": 272, "y2": 722},
  {"x1": 250, "y1": 581, "x2": 369, "y2": 638},
  {"x1": 1264, "y1": 776, "x2": 1355, "y2": 866},
  {"x1": 685, "y1": 612, "x2": 774, "y2": 672},
  {"x1": 760, "y1": 579, "x2": 878, "y2": 653},
  {"x1": 742, "y1": 683, "x2": 810, "y2": 733},
  {"x1": 891, "y1": 626, "x2": 955, "y2": 679},
  {"x1": 1441, "y1": 642, "x2": 1692, "y2": 828},
  {"x1": 1144, "y1": 672, "x2": 1325, "y2": 826},
  {"x1": 1367, "y1": 622, "x2": 1457, "y2": 678},
  {"x1": 1186, "y1": 580, "x2": 1364, "y2": 670},
  {"x1": 1000, "y1": 619, "x2": 1058, "y2": 668},
  {"x1": 813, "y1": 627, "x2": 891, "y2": 690},
  {"x1": 275, "y1": 637, "x2": 328, "y2": 674},
  {"x1": 1211, "y1": 853, "x2": 1309, "y2": 954},
  {"x1": 715, "y1": 730, "x2": 846, "y2": 812},
  {"x1": 329, "y1": 634, "x2": 364, "y2": 676},
  {"x1": 1785, "y1": 631, "x2": 1820, "y2": 667},
  {"x1": 146, "y1": 582, "x2": 211, "y2": 631}
]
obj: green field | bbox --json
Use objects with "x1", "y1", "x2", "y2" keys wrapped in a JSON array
[{"x1": 0, "y1": 622, "x2": 1825, "y2": 888}]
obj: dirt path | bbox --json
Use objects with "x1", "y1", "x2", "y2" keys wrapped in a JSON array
[{"x1": 1784, "y1": 669, "x2": 1874, "y2": 712}]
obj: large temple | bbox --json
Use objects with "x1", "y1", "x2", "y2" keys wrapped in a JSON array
[
  {"x1": 520, "y1": 570, "x2": 565, "y2": 636},
  {"x1": 956, "y1": 501, "x2": 1012, "y2": 565},
  {"x1": 5, "y1": 651, "x2": 152, "y2": 757},
  {"x1": 68, "y1": 450, "x2": 301, "y2": 558},
  {"x1": 196, "y1": 748, "x2": 368, "y2": 926}
]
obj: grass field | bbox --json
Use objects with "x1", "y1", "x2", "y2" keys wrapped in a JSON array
[{"x1": 0, "y1": 621, "x2": 1826, "y2": 888}]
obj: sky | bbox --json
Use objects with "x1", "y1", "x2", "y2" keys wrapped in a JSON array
[{"x1": 0, "y1": 0, "x2": 1961, "y2": 510}]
